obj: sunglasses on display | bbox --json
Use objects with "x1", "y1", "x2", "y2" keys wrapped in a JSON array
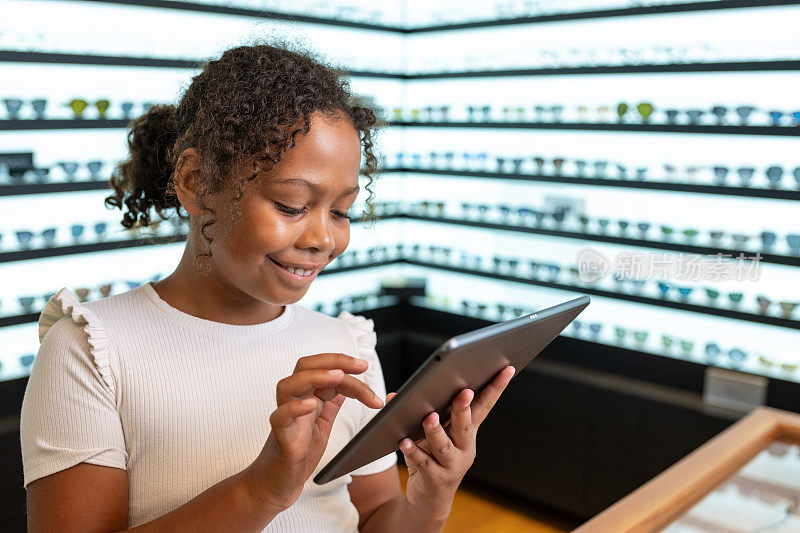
[
  {"x1": 704, "y1": 342, "x2": 748, "y2": 363},
  {"x1": 1, "y1": 97, "x2": 158, "y2": 121},
  {"x1": 571, "y1": 320, "x2": 603, "y2": 336},
  {"x1": 661, "y1": 335, "x2": 695, "y2": 354},
  {"x1": 4, "y1": 274, "x2": 163, "y2": 317},
  {"x1": 385, "y1": 102, "x2": 800, "y2": 127}
]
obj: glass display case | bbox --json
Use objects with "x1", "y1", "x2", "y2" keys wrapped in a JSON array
[{"x1": 575, "y1": 406, "x2": 800, "y2": 532}]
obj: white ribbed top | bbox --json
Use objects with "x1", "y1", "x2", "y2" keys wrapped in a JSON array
[{"x1": 20, "y1": 281, "x2": 396, "y2": 531}]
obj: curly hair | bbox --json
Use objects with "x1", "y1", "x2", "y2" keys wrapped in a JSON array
[{"x1": 104, "y1": 36, "x2": 384, "y2": 276}]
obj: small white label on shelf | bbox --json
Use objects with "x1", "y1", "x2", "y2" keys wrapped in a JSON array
[{"x1": 703, "y1": 367, "x2": 767, "y2": 413}]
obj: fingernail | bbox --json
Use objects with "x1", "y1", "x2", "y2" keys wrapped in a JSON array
[{"x1": 401, "y1": 439, "x2": 412, "y2": 450}]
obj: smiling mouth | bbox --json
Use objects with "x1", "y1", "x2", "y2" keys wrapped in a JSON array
[{"x1": 268, "y1": 256, "x2": 318, "y2": 277}]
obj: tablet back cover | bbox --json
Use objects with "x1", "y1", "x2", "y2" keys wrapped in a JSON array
[{"x1": 314, "y1": 294, "x2": 590, "y2": 484}]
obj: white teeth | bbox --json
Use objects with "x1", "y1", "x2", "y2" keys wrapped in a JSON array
[
  {"x1": 284, "y1": 265, "x2": 312, "y2": 276},
  {"x1": 272, "y1": 258, "x2": 314, "y2": 276}
]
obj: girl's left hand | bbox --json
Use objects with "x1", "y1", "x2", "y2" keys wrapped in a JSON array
[{"x1": 386, "y1": 365, "x2": 516, "y2": 520}]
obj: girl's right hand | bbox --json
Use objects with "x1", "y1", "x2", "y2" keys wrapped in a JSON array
[{"x1": 243, "y1": 352, "x2": 385, "y2": 513}]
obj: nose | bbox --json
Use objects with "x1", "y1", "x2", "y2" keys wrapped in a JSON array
[{"x1": 298, "y1": 209, "x2": 336, "y2": 253}]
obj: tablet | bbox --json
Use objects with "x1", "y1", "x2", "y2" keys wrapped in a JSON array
[{"x1": 313, "y1": 293, "x2": 591, "y2": 485}]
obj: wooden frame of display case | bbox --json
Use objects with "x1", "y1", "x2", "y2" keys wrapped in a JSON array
[{"x1": 574, "y1": 406, "x2": 800, "y2": 532}]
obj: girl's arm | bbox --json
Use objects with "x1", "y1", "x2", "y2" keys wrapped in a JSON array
[
  {"x1": 26, "y1": 352, "x2": 382, "y2": 533},
  {"x1": 26, "y1": 461, "x2": 283, "y2": 533}
]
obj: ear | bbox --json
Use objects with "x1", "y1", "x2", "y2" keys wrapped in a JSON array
[{"x1": 173, "y1": 147, "x2": 203, "y2": 216}]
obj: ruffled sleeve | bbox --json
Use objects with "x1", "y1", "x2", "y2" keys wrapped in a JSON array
[
  {"x1": 20, "y1": 287, "x2": 127, "y2": 489},
  {"x1": 39, "y1": 287, "x2": 115, "y2": 393},
  {"x1": 336, "y1": 311, "x2": 380, "y2": 391},
  {"x1": 336, "y1": 311, "x2": 398, "y2": 477}
]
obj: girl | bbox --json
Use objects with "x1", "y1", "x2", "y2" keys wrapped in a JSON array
[{"x1": 20, "y1": 39, "x2": 515, "y2": 532}]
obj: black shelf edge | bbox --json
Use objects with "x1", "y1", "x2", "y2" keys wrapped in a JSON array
[
  {"x1": 0, "y1": 119, "x2": 131, "y2": 130},
  {"x1": 0, "y1": 51, "x2": 406, "y2": 77},
  {"x1": 78, "y1": 0, "x2": 404, "y2": 31},
  {"x1": 403, "y1": 259, "x2": 800, "y2": 331},
  {"x1": 0, "y1": 214, "x2": 404, "y2": 264},
  {"x1": 405, "y1": 1, "x2": 800, "y2": 32},
  {"x1": 385, "y1": 168, "x2": 800, "y2": 201},
  {"x1": 1, "y1": 213, "x2": 795, "y2": 267},
  {"x1": 0, "y1": 312, "x2": 40, "y2": 328},
  {"x1": 403, "y1": 214, "x2": 800, "y2": 268},
  {"x1": 0, "y1": 50, "x2": 205, "y2": 69},
  {"x1": 4, "y1": 51, "x2": 798, "y2": 78},
  {"x1": 0, "y1": 234, "x2": 188, "y2": 263},
  {"x1": 72, "y1": 0, "x2": 800, "y2": 33},
  {"x1": 0, "y1": 180, "x2": 112, "y2": 196},
  {"x1": 391, "y1": 121, "x2": 800, "y2": 136},
  {"x1": 4, "y1": 253, "x2": 794, "y2": 330},
  {"x1": 0, "y1": 257, "x2": 405, "y2": 328},
  {"x1": 6, "y1": 170, "x2": 800, "y2": 201},
  {"x1": 409, "y1": 61, "x2": 800, "y2": 78},
  {"x1": 1, "y1": 213, "x2": 794, "y2": 268}
]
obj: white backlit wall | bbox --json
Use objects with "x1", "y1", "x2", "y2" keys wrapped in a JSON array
[{"x1": 1, "y1": 1, "x2": 798, "y2": 385}]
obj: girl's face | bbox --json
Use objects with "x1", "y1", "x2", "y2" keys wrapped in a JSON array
[{"x1": 203, "y1": 110, "x2": 362, "y2": 305}]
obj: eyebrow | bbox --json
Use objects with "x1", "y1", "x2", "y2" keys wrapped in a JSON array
[{"x1": 275, "y1": 177, "x2": 359, "y2": 196}]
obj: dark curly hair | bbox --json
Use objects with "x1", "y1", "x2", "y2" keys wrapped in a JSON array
[{"x1": 104, "y1": 36, "x2": 384, "y2": 275}]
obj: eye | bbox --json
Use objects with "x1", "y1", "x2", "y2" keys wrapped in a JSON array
[
  {"x1": 275, "y1": 202, "x2": 351, "y2": 221},
  {"x1": 275, "y1": 202, "x2": 304, "y2": 216}
]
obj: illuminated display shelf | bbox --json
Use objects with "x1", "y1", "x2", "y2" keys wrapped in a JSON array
[
  {"x1": 2, "y1": 253, "x2": 796, "y2": 330},
  {"x1": 389, "y1": 168, "x2": 800, "y2": 201},
  {"x1": 409, "y1": 297, "x2": 800, "y2": 385},
  {"x1": 1, "y1": 1, "x2": 797, "y2": 392},
  {"x1": 69, "y1": 0, "x2": 800, "y2": 31},
  {"x1": 4, "y1": 268, "x2": 798, "y2": 386},
  {"x1": 391, "y1": 121, "x2": 800, "y2": 136},
  {"x1": 3, "y1": 119, "x2": 799, "y2": 137},
  {"x1": 5, "y1": 169, "x2": 800, "y2": 200},
  {"x1": 403, "y1": 215, "x2": 800, "y2": 268},
  {"x1": 3, "y1": 212, "x2": 796, "y2": 268},
  {"x1": 2, "y1": 51, "x2": 798, "y2": 76}
]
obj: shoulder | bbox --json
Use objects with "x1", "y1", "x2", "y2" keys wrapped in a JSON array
[
  {"x1": 292, "y1": 304, "x2": 376, "y2": 346},
  {"x1": 291, "y1": 304, "x2": 379, "y2": 367},
  {"x1": 334, "y1": 310, "x2": 382, "y2": 388},
  {"x1": 37, "y1": 287, "x2": 121, "y2": 394},
  {"x1": 335, "y1": 310, "x2": 377, "y2": 358}
]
